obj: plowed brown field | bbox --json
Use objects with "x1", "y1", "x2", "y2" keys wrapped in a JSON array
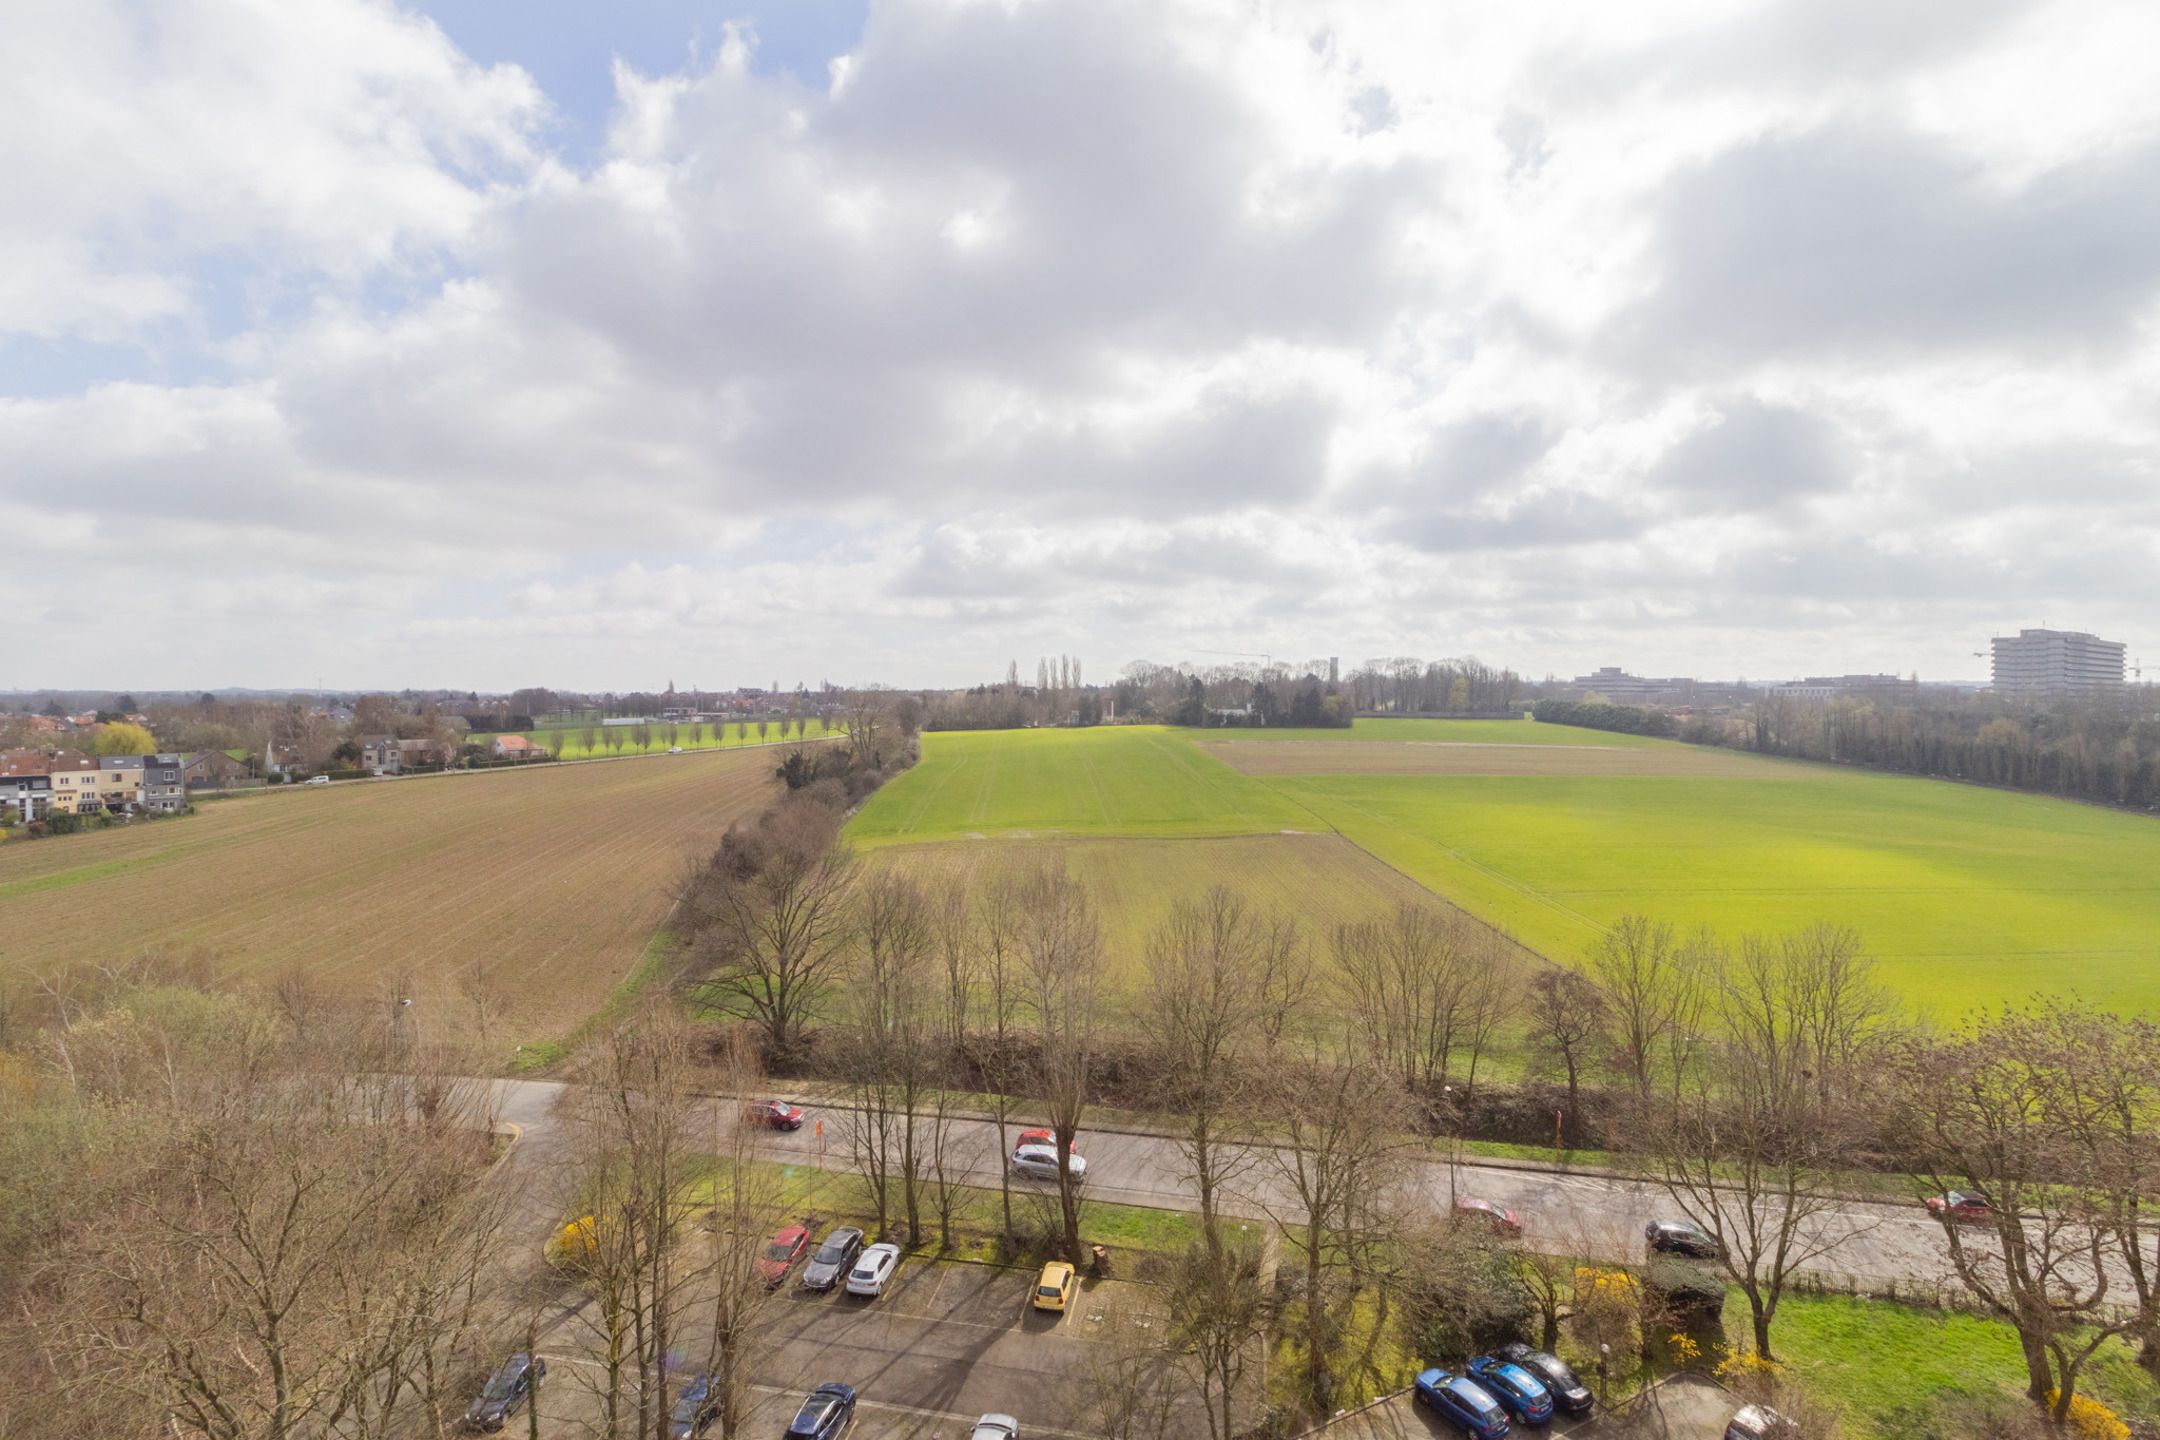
[
  {"x1": 0, "y1": 750, "x2": 776, "y2": 1037},
  {"x1": 1200, "y1": 739, "x2": 1799, "y2": 778}
]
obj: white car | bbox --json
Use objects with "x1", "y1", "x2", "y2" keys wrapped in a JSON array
[
  {"x1": 1010, "y1": 1144, "x2": 1087, "y2": 1183},
  {"x1": 305, "y1": 775, "x2": 330, "y2": 786},
  {"x1": 844, "y1": 1242, "x2": 901, "y2": 1298},
  {"x1": 972, "y1": 1415, "x2": 1019, "y2": 1440},
  {"x1": 668, "y1": 746, "x2": 684, "y2": 753}
]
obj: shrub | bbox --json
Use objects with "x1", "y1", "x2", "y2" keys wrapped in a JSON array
[{"x1": 2046, "y1": 1393, "x2": 2128, "y2": 1440}]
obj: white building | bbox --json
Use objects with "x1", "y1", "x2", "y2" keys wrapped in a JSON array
[{"x1": 1989, "y1": 629, "x2": 2125, "y2": 698}]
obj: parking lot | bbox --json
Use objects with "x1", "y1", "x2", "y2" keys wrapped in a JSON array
[{"x1": 528, "y1": 1259, "x2": 1163, "y2": 1439}]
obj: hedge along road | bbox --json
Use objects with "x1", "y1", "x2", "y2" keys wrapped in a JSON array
[{"x1": 481, "y1": 1078, "x2": 1978, "y2": 1299}]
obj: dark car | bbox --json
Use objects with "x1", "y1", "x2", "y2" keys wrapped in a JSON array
[
  {"x1": 1413, "y1": 1368, "x2": 1511, "y2": 1440},
  {"x1": 759, "y1": 1224, "x2": 812, "y2": 1287},
  {"x1": 462, "y1": 1353, "x2": 545, "y2": 1432},
  {"x1": 748, "y1": 1098, "x2": 807, "y2": 1131},
  {"x1": 1466, "y1": 1355, "x2": 1554, "y2": 1425},
  {"x1": 671, "y1": 1375, "x2": 721, "y2": 1440},
  {"x1": 1496, "y1": 1345, "x2": 1593, "y2": 1416},
  {"x1": 1645, "y1": 1218, "x2": 1721, "y2": 1260},
  {"x1": 802, "y1": 1226, "x2": 867, "y2": 1291},
  {"x1": 1926, "y1": 1190, "x2": 1993, "y2": 1224},
  {"x1": 786, "y1": 1383, "x2": 858, "y2": 1440}
]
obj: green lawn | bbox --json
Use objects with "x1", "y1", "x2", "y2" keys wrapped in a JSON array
[
  {"x1": 846, "y1": 722, "x2": 2160, "y2": 1018},
  {"x1": 1761, "y1": 1290, "x2": 2159, "y2": 1434},
  {"x1": 471, "y1": 718, "x2": 830, "y2": 761}
]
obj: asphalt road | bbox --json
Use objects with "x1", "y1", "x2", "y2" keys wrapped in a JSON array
[{"x1": 483, "y1": 1079, "x2": 1964, "y2": 1296}]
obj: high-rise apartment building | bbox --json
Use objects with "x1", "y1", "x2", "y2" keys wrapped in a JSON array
[{"x1": 1989, "y1": 628, "x2": 2125, "y2": 698}]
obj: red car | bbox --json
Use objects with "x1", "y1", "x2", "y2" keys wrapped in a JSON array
[
  {"x1": 746, "y1": 1098, "x2": 806, "y2": 1131},
  {"x1": 1017, "y1": 1127, "x2": 1078, "y2": 1154},
  {"x1": 1453, "y1": 1197, "x2": 1523, "y2": 1236},
  {"x1": 1926, "y1": 1190, "x2": 1993, "y2": 1224},
  {"x1": 758, "y1": 1224, "x2": 811, "y2": 1286}
]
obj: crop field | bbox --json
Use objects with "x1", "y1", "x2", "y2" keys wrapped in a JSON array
[
  {"x1": 864, "y1": 831, "x2": 1534, "y2": 985},
  {"x1": 1203, "y1": 738, "x2": 1788, "y2": 778},
  {"x1": 1200, "y1": 717, "x2": 1661, "y2": 746},
  {"x1": 850, "y1": 724, "x2": 2160, "y2": 1018},
  {"x1": 848, "y1": 726, "x2": 1316, "y2": 844},
  {"x1": 0, "y1": 747, "x2": 778, "y2": 1038},
  {"x1": 470, "y1": 717, "x2": 831, "y2": 760}
]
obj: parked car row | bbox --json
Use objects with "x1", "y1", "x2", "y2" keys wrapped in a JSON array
[{"x1": 1414, "y1": 1344, "x2": 1594, "y2": 1437}]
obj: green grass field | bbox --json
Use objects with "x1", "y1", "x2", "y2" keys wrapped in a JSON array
[
  {"x1": 471, "y1": 718, "x2": 830, "y2": 760},
  {"x1": 849, "y1": 727, "x2": 1316, "y2": 843},
  {"x1": 1762, "y1": 1290, "x2": 2159, "y2": 1432},
  {"x1": 848, "y1": 723, "x2": 2160, "y2": 1018},
  {"x1": 1204, "y1": 716, "x2": 1662, "y2": 745}
]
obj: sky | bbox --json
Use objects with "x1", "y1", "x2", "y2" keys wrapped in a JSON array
[{"x1": 5, "y1": 0, "x2": 2158, "y2": 693}]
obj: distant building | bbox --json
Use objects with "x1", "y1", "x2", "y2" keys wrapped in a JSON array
[
  {"x1": 1990, "y1": 629, "x2": 2126, "y2": 698},
  {"x1": 94, "y1": 754, "x2": 145, "y2": 811},
  {"x1": 46, "y1": 752, "x2": 103, "y2": 815},
  {"x1": 1, "y1": 753, "x2": 53, "y2": 822},
  {"x1": 1571, "y1": 667, "x2": 1685, "y2": 705},
  {"x1": 357, "y1": 736, "x2": 403, "y2": 775},
  {"x1": 1772, "y1": 674, "x2": 1921, "y2": 706},
  {"x1": 183, "y1": 750, "x2": 251, "y2": 789},
  {"x1": 140, "y1": 753, "x2": 186, "y2": 813},
  {"x1": 491, "y1": 734, "x2": 549, "y2": 760}
]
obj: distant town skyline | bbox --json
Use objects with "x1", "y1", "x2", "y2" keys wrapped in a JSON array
[{"x1": 6, "y1": 0, "x2": 2158, "y2": 690}]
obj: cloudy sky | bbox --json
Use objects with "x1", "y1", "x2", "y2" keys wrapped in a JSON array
[{"x1": 6, "y1": 0, "x2": 2158, "y2": 692}]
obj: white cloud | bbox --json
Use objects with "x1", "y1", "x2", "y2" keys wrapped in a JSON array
[{"x1": 2, "y1": 0, "x2": 2156, "y2": 689}]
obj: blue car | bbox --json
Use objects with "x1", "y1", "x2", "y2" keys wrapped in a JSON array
[
  {"x1": 670, "y1": 1375, "x2": 720, "y2": 1440},
  {"x1": 786, "y1": 1383, "x2": 857, "y2": 1440},
  {"x1": 1466, "y1": 1356, "x2": 1554, "y2": 1425},
  {"x1": 1414, "y1": 1368, "x2": 1511, "y2": 1440}
]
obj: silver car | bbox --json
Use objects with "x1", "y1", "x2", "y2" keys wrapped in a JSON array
[
  {"x1": 972, "y1": 1415, "x2": 1019, "y2": 1440},
  {"x1": 1010, "y1": 1143, "x2": 1087, "y2": 1183}
]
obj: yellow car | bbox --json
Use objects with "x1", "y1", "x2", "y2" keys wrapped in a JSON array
[{"x1": 1032, "y1": 1260, "x2": 1078, "y2": 1313}]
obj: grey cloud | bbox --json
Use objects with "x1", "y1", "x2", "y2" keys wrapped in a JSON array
[
  {"x1": 1645, "y1": 398, "x2": 1852, "y2": 514},
  {"x1": 1608, "y1": 124, "x2": 2160, "y2": 372},
  {"x1": 1402, "y1": 490, "x2": 1641, "y2": 555}
]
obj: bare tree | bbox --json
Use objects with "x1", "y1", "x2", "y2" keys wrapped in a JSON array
[
  {"x1": 1333, "y1": 903, "x2": 1515, "y2": 1105},
  {"x1": 684, "y1": 802, "x2": 856, "y2": 1063},
  {"x1": 1898, "y1": 1000, "x2": 2158, "y2": 1420},
  {"x1": 972, "y1": 869, "x2": 1029, "y2": 1240},
  {"x1": 1640, "y1": 929, "x2": 1893, "y2": 1360},
  {"x1": 1264, "y1": 1041, "x2": 1414, "y2": 1419},
  {"x1": 560, "y1": 1001, "x2": 711, "y2": 1440},
  {"x1": 1018, "y1": 863, "x2": 1105, "y2": 1263},
  {"x1": 1587, "y1": 914, "x2": 1710, "y2": 1099},
  {"x1": 838, "y1": 872, "x2": 939, "y2": 1242},
  {"x1": 695, "y1": 1030, "x2": 788, "y2": 1440},
  {"x1": 1167, "y1": 1237, "x2": 1274, "y2": 1440},
  {"x1": 1140, "y1": 886, "x2": 1308, "y2": 1255},
  {"x1": 1524, "y1": 966, "x2": 1607, "y2": 1134}
]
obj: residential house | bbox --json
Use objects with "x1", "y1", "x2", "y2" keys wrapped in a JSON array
[
  {"x1": 140, "y1": 753, "x2": 185, "y2": 813},
  {"x1": 46, "y1": 752, "x2": 103, "y2": 815},
  {"x1": 490, "y1": 734, "x2": 549, "y2": 761},
  {"x1": 358, "y1": 735, "x2": 403, "y2": 775},
  {"x1": 1, "y1": 752, "x2": 53, "y2": 822},
  {"x1": 95, "y1": 754, "x2": 146, "y2": 812},
  {"x1": 183, "y1": 749, "x2": 251, "y2": 789},
  {"x1": 397, "y1": 737, "x2": 447, "y2": 770}
]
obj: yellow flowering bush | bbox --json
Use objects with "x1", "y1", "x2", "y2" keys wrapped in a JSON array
[{"x1": 2046, "y1": 1392, "x2": 2128, "y2": 1440}]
